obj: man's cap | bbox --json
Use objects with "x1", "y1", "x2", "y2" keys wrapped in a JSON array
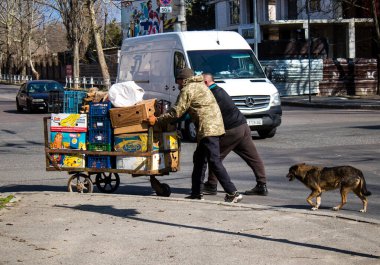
[{"x1": 176, "y1": 68, "x2": 194, "y2": 80}]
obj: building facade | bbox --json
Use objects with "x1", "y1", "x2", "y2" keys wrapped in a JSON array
[{"x1": 211, "y1": 0, "x2": 375, "y2": 59}]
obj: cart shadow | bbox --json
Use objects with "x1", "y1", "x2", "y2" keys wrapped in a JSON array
[
  {"x1": 112, "y1": 184, "x2": 190, "y2": 196},
  {"x1": 55, "y1": 203, "x2": 379, "y2": 260},
  {"x1": 0, "y1": 184, "x2": 191, "y2": 197},
  {"x1": 0, "y1": 185, "x2": 67, "y2": 193}
]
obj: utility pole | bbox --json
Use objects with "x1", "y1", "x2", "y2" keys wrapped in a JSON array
[
  {"x1": 253, "y1": 0, "x2": 258, "y2": 57},
  {"x1": 307, "y1": 0, "x2": 311, "y2": 103},
  {"x1": 175, "y1": 0, "x2": 186, "y2": 31}
]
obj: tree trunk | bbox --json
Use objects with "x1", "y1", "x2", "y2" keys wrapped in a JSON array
[
  {"x1": 73, "y1": 39, "x2": 80, "y2": 89},
  {"x1": 87, "y1": 0, "x2": 110, "y2": 89},
  {"x1": 29, "y1": 58, "x2": 40, "y2": 80}
]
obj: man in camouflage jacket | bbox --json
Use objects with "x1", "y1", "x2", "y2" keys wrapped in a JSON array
[{"x1": 148, "y1": 68, "x2": 242, "y2": 202}]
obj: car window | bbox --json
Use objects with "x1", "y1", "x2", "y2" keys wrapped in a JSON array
[
  {"x1": 47, "y1": 82, "x2": 64, "y2": 91},
  {"x1": 28, "y1": 84, "x2": 50, "y2": 93}
]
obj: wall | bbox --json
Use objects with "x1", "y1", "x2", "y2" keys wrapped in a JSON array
[
  {"x1": 261, "y1": 59, "x2": 322, "y2": 95},
  {"x1": 260, "y1": 58, "x2": 378, "y2": 96}
]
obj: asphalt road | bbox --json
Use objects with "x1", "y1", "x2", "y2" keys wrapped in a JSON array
[{"x1": 1, "y1": 83, "x2": 379, "y2": 220}]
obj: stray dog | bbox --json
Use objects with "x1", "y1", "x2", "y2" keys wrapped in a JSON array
[{"x1": 286, "y1": 163, "x2": 371, "y2": 212}]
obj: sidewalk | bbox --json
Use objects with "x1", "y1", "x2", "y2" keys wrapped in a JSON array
[
  {"x1": 281, "y1": 95, "x2": 380, "y2": 110},
  {"x1": 0, "y1": 192, "x2": 379, "y2": 264}
]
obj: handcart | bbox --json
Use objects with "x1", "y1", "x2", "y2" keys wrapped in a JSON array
[{"x1": 43, "y1": 117, "x2": 179, "y2": 197}]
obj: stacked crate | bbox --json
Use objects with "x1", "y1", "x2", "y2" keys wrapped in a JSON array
[
  {"x1": 63, "y1": 91, "x2": 87, "y2": 113},
  {"x1": 49, "y1": 113, "x2": 87, "y2": 168},
  {"x1": 87, "y1": 102, "x2": 113, "y2": 168}
]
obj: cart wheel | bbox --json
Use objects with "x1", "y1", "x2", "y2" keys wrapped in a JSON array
[
  {"x1": 68, "y1": 173, "x2": 93, "y2": 193},
  {"x1": 157, "y1": 183, "x2": 171, "y2": 197},
  {"x1": 95, "y1": 172, "x2": 120, "y2": 193}
]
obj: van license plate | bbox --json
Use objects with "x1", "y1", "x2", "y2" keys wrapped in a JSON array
[{"x1": 247, "y1": 119, "x2": 263, "y2": 126}]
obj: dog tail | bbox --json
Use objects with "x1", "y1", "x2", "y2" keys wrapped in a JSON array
[{"x1": 359, "y1": 171, "x2": 372, "y2": 196}]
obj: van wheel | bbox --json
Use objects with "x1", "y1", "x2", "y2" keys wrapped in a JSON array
[
  {"x1": 185, "y1": 121, "x2": 197, "y2": 142},
  {"x1": 257, "y1": 128, "x2": 277, "y2": 139}
]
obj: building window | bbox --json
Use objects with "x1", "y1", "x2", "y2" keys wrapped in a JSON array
[
  {"x1": 230, "y1": 0, "x2": 240, "y2": 25},
  {"x1": 310, "y1": 0, "x2": 321, "y2": 12}
]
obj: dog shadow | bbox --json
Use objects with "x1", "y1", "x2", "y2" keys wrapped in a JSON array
[{"x1": 273, "y1": 204, "x2": 331, "y2": 211}]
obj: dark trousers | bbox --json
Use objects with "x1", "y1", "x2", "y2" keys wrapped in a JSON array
[
  {"x1": 204, "y1": 123, "x2": 266, "y2": 186},
  {"x1": 192, "y1": 136, "x2": 237, "y2": 195}
]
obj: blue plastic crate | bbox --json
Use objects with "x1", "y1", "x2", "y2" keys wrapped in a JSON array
[
  {"x1": 89, "y1": 102, "x2": 111, "y2": 117},
  {"x1": 88, "y1": 116, "x2": 112, "y2": 130},
  {"x1": 63, "y1": 91, "x2": 87, "y2": 113},
  {"x1": 88, "y1": 128, "x2": 112, "y2": 144},
  {"x1": 48, "y1": 91, "x2": 64, "y2": 113},
  {"x1": 87, "y1": 156, "x2": 111, "y2": 169}
]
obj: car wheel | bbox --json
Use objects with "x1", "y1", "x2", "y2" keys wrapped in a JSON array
[
  {"x1": 185, "y1": 120, "x2": 197, "y2": 142},
  {"x1": 257, "y1": 128, "x2": 277, "y2": 139},
  {"x1": 27, "y1": 102, "x2": 33, "y2": 113},
  {"x1": 16, "y1": 100, "x2": 23, "y2": 112}
]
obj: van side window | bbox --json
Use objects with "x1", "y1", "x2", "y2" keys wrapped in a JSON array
[
  {"x1": 151, "y1": 51, "x2": 171, "y2": 77},
  {"x1": 174, "y1": 52, "x2": 186, "y2": 77},
  {"x1": 119, "y1": 53, "x2": 151, "y2": 82}
]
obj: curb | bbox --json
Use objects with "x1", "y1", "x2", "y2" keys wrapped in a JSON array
[{"x1": 282, "y1": 100, "x2": 380, "y2": 110}]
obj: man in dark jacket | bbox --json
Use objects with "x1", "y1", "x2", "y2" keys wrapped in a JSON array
[
  {"x1": 201, "y1": 73, "x2": 268, "y2": 196},
  {"x1": 148, "y1": 68, "x2": 243, "y2": 203}
]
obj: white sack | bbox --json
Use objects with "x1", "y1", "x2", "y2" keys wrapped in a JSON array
[{"x1": 108, "y1": 81, "x2": 145, "y2": 107}]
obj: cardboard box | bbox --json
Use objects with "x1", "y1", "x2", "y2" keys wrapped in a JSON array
[
  {"x1": 161, "y1": 131, "x2": 178, "y2": 150},
  {"x1": 113, "y1": 123, "x2": 149, "y2": 135},
  {"x1": 51, "y1": 113, "x2": 87, "y2": 132},
  {"x1": 50, "y1": 132, "x2": 86, "y2": 150},
  {"x1": 113, "y1": 123, "x2": 164, "y2": 135},
  {"x1": 137, "y1": 99, "x2": 156, "y2": 117},
  {"x1": 114, "y1": 133, "x2": 159, "y2": 152},
  {"x1": 165, "y1": 151, "x2": 180, "y2": 172},
  {"x1": 50, "y1": 154, "x2": 85, "y2": 168},
  {"x1": 109, "y1": 99, "x2": 156, "y2": 129},
  {"x1": 116, "y1": 153, "x2": 165, "y2": 171}
]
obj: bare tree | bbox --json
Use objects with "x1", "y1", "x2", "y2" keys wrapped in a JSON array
[
  {"x1": 0, "y1": 0, "x2": 51, "y2": 79},
  {"x1": 87, "y1": 0, "x2": 110, "y2": 89},
  {"x1": 40, "y1": 0, "x2": 91, "y2": 88},
  {"x1": 0, "y1": 0, "x2": 18, "y2": 75}
]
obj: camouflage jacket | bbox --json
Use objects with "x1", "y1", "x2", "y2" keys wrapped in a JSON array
[{"x1": 157, "y1": 75, "x2": 225, "y2": 141}]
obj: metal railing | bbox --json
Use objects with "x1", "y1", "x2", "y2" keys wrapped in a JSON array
[
  {"x1": 0, "y1": 74, "x2": 32, "y2": 83},
  {"x1": 65, "y1": 76, "x2": 117, "y2": 90},
  {"x1": 0, "y1": 73, "x2": 117, "y2": 90}
]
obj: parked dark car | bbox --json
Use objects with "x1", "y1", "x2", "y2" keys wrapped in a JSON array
[{"x1": 16, "y1": 80, "x2": 64, "y2": 113}]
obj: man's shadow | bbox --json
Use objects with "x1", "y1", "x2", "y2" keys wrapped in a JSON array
[{"x1": 55, "y1": 203, "x2": 379, "y2": 260}]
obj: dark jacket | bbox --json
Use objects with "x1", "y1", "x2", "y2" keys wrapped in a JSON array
[{"x1": 209, "y1": 84, "x2": 246, "y2": 130}]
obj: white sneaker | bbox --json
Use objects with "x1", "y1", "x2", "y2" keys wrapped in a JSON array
[{"x1": 224, "y1": 192, "x2": 243, "y2": 203}]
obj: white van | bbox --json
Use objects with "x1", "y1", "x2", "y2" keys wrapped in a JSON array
[{"x1": 117, "y1": 31, "x2": 282, "y2": 140}]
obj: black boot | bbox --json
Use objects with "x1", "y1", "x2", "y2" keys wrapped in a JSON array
[
  {"x1": 244, "y1": 184, "x2": 268, "y2": 196},
  {"x1": 201, "y1": 182, "x2": 217, "y2": 195}
]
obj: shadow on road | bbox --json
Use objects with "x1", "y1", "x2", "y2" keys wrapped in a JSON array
[
  {"x1": 56, "y1": 203, "x2": 380, "y2": 259},
  {"x1": 0, "y1": 184, "x2": 191, "y2": 197}
]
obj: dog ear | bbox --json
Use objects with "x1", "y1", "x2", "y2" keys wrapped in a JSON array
[{"x1": 289, "y1": 164, "x2": 297, "y2": 170}]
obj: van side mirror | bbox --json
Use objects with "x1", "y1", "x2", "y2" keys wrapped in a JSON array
[{"x1": 264, "y1": 66, "x2": 273, "y2": 80}]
